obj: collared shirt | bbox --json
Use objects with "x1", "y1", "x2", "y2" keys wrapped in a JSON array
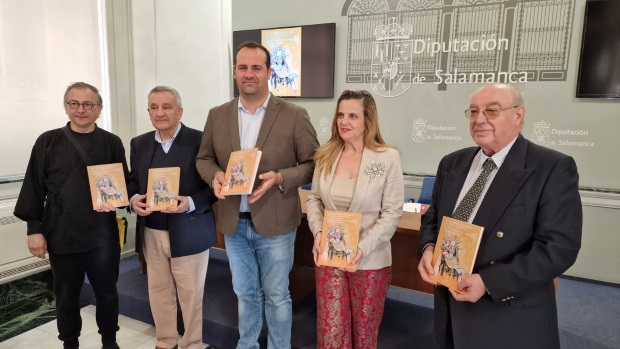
[
  {"x1": 154, "y1": 123, "x2": 182, "y2": 154},
  {"x1": 130, "y1": 123, "x2": 194, "y2": 213},
  {"x1": 453, "y1": 136, "x2": 519, "y2": 223},
  {"x1": 238, "y1": 94, "x2": 271, "y2": 213}
]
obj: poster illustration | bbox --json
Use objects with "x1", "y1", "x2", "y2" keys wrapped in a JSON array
[{"x1": 262, "y1": 27, "x2": 302, "y2": 97}]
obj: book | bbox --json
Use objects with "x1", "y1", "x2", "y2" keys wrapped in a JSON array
[
  {"x1": 145, "y1": 167, "x2": 181, "y2": 212},
  {"x1": 317, "y1": 210, "x2": 362, "y2": 270},
  {"x1": 431, "y1": 216, "x2": 484, "y2": 292},
  {"x1": 403, "y1": 202, "x2": 429, "y2": 214},
  {"x1": 221, "y1": 148, "x2": 262, "y2": 196},
  {"x1": 87, "y1": 163, "x2": 129, "y2": 210}
]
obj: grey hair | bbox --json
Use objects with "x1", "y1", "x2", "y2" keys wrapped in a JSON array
[
  {"x1": 148, "y1": 86, "x2": 183, "y2": 108},
  {"x1": 471, "y1": 83, "x2": 525, "y2": 106},
  {"x1": 64, "y1": 82, "x2": 103, "y2": 107}
]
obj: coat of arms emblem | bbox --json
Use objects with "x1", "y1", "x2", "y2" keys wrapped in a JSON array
[
  {"x1": 412, "y1": 118, "x2": 427, "y2": 143},
  {"x1": 371, "y1": 18, "x2": 414, "y2": 98},
  {"x1": 532, "y1": 120, "x2": 551, "y2": 145}
]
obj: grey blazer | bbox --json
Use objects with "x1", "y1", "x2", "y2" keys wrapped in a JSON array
[
  {"x1": 196, "y1": 95, "x2": 319, "y2": 237},
  {"x1": 307, "y1": 147, "x2": 404, "y2": 270}
]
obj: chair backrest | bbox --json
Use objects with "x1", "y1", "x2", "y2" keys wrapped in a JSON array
[{"x1": 418, "y1": 176, "x2": 436, "y2": 204}]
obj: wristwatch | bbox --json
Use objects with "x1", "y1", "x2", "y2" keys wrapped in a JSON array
[{"x1": 274, "y1": 170, "x2": 285, "y2": 192}]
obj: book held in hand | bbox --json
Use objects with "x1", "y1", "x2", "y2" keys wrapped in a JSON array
[
  {"x1": 221, "y1": 148, "x2": 262, "y2": 196},
  {"x1": 87, "y1": 163, "x2": 129, "y2": 210},
  {"x1": 146, "y1": 167, "x2": 180, "y2": 212},
  {"x1": 317, "y1": 210, "x2": 362, "y2": 270},
  {"x1": 431, "y1": 216, "x2": 484, "y2": 292}
]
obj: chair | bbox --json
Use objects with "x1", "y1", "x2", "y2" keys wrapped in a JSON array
[{"x1": 418, "y1": 176, "x2": 436, "y2": 204}]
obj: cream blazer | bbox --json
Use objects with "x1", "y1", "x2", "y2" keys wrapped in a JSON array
[{"x1": 306, "y1": 147, "x2": 404, "y2": 270}]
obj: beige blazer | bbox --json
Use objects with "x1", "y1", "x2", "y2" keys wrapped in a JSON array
[
  {"x1": 307, "y1": 147, "x2": 404, "y2": 270},
  {"x1": 196, "y1": 95, "x2": 319, "y2": 237}
]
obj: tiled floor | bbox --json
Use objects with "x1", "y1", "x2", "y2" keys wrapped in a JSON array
[
  {"x1": 0, "y1": 272, "x2": 56, "y2": 342},
  {"x1": 0, "y1": 305, "x2": 209, "y2": 349}
]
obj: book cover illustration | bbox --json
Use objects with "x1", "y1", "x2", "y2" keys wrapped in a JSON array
[
  {"x1": 431, "y1": 216, "x2": 484, "y2": 292},
  {"x1": 221, "y1": 148, "x2": 262, "y2": 196},
  {"x1": 318, "y1": 210, "x2": 362, "y2": 270},
  {"x1": 87, "y1": 163, "x2": 129, "y2": 210},
  {"x1": 146, "y1": 167, "x2": 180, "y2": 212}
]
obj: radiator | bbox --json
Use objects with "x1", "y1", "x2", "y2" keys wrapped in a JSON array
[
  {"x1": 0, "y1": 201, "x2": 138, "y2": 286},
  {"x1": 0, "y1": 198, "x2": 50, "y2": 285}
]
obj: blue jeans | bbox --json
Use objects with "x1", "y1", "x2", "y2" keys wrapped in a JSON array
[{"x1": 225, "y1": 218, "x2": 296, "y2": 349}]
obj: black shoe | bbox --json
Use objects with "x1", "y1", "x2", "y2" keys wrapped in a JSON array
[
  {"x1": 63, "y1": 339, "x2": 79, "y2": 349},
  {"x1": 102, "y1": 343, "x2": 120, "y2": 349}
]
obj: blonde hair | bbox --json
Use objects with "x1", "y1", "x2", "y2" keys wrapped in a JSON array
[{"x1": 314, "y1": 90, "x2": 394, "y2": 178}]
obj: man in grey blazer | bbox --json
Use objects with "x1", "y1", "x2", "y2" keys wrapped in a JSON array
[
  {"x1": 418, "y1": 84, "x2": 582, "y2": 349},
  {"x1": 196, "y1": 41, "x2": 318, "y2": 349}
]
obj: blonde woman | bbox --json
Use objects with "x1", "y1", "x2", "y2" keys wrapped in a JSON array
[{"x1": 307, "y1": 90, "x2": 404, "y2": 348}]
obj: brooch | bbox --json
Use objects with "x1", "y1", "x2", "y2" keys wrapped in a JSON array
[{"x1": 364, "y1": 161, "x2": 386, "y2": 179}]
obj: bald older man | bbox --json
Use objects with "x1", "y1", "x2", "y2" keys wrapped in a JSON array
[{"x1": 418, "y1": 84, "x2": 582, "y2": 349}]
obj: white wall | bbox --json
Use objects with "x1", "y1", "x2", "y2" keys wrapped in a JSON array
[
  {"x1": 131, "y1": 0, "x2": 232, "y2": 134},
  {"x1": 0, "y1": 0, "x2": 107, "y2": 178}
]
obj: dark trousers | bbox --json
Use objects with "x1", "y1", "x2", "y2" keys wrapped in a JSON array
[{"x1": 49, "y1": 245, "x2": 120, "y2": 348}]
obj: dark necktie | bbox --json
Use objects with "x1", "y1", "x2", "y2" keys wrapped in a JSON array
[{"x1": 452, "y1": 158, "x2": 497, "y2": 222}]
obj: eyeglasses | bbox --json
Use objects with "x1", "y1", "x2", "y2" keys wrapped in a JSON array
[
  {"x1": 464, "y1": 106, "x2": 518, "y2": 119},
  {"x1": 66, "y1": 100, "x2": 99, "y2": 110}
]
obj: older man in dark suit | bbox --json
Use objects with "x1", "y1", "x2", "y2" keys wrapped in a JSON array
[
  {"x1": 418, "y1": 83, "x2": 582, "y2": 349},
  {"x1": 128, "y1": 86, "x2": 217, "y2": 349},
  {"x1": 196, "y1": 41, "x2": 318, "y2": 349}
]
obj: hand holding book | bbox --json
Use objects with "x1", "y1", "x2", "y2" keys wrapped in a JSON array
[
  {"x1": 160, "y1": 195, "x2": 190, "y2": 214},
  {"x1": 131, "y1": 194, "x2": 151, "y2": 217},
  {"x1": 248, "y1": 170, "x2": 282, "y2": 204},
  {"x1": 211, "y1": 171, "x2": 227, "y2": 200},
  {"x1": 418, "y1": 245, "x2": 439, "y2": 286},
  {"x1": 449, "y1": 273, "x2": 487, "y2": 303},
  {"x1": 346, "y1": 248, "x2": 363, "y2": 271},
  {"x1": 95, "y1": 202, "x2": 117, "y2": 212}
]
